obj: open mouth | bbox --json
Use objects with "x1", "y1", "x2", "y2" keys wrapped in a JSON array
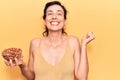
[{"x1": 50, "y1": 21, "x2": 60, "y2": 26}]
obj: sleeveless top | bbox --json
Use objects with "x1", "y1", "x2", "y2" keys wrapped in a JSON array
[{"x1": 34, "y1": 38, "x2": 75, "y2": 80}]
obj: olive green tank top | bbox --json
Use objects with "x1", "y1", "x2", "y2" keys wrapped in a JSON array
[{"x1": 34, "y1": 39, "x2": 75, "y2": 80}]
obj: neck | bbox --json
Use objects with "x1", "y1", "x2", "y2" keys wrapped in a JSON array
[
  {"x1": 48, "y1": 31, "x2": 63, "y2": 42},
  {"x1": 47, "y1": 31, "x2": 64, "y2": 48}
]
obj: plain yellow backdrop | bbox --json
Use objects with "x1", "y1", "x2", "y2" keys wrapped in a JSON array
[{"x1": 0, "y1": 0, "x2": 120, "y2": 80}]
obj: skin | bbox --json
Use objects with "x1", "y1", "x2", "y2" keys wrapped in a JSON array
[{"x1": 4, "y1": 5, "x2": 95, "y2": 80}]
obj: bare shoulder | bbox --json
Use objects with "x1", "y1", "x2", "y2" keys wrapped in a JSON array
[
  {"x1": 68, "y1": 35, "x2": 80, "y2": 54},
  {"x1": 30, "y1": 37, "x2": 42, "y2": 51},
  {"x1": 68, "y1": 35, "x2": 80, "y2": 45},
  {"x1": 30, "y1": 38, "x2": 41, "y2": 45}
]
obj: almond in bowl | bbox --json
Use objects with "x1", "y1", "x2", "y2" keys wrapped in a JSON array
[{"x1": 2, "y1": 48, "x2": 22, "y2": 63}]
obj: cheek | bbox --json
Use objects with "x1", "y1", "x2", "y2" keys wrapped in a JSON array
[
  {"x1": 44, "y1": 16, "x2": 50, "y2": 21},
  {"x1": 45, "y1": 15, "x2": 52, "y2": 20},
  {"x1": 61, "y1": 20, "x2": 66, "y2": 24},
  {"x1": 45, "y1": 22, "x2": 50, "y2": 26}
]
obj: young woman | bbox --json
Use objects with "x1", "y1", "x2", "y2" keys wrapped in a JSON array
[{"x1": 4, "y1": 1, "x2": 95, "y2": 80}]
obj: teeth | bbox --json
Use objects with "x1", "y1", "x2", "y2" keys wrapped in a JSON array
[{"x1": 51, "y1": 22, "x2": 59, "y2": 25}]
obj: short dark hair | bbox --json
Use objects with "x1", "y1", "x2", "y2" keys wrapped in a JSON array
[{"x1": 42, "y1": 1, "x2": 67, "y2": 36}]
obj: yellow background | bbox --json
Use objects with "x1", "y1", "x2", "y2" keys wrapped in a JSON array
[{"x1": 0, "y1": 0, "x2": 120, "y2": 80}]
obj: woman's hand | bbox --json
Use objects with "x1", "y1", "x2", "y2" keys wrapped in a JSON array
[
  {"x1": 4, "y1": 55, "x2": 25, "y2": 67},
  {"x1": 81, "y1": 32, "x2": 95, "y2": 46},
  {"x1": 2, "y1": 48, "x2": 25, "y2": 67}
]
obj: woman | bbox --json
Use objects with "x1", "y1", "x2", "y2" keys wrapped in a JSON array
[{"x1": 4, "y1": 1, "x2": 95, "y2": 80}]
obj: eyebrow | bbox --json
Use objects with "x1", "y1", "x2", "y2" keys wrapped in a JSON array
[{"x1": 47, "y1": 10, "x2": 63, "y2": 13}]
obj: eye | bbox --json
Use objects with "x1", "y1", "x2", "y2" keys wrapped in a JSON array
[
  {"x1": 47, "y1": 13, "x2": 53, "y2": 16},
  {"x1": 57, "y1": 13, "x2": 62, "y2": 16}
]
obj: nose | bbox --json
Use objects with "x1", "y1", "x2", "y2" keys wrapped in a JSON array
[{"x1": 52, "y1": 14, "x2": 57, "y2": 19}]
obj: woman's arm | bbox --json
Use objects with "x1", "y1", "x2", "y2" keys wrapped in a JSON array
[
  {"x1": 3, "y1": 40, "x2": 36, "y2": 80},
  {"x1": 19, "y1": 40, "x2": 35, "y2": 80},
  {"x1": 73, "y1": 32, "x2": 95, "y2": 80},
  {"x1": 77, "y1": 41, "x2": 89, "y2": 80}
]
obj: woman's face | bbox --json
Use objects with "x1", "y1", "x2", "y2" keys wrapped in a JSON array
[{"x1": 45, "y1": 5, "x2": 66, "y2": 32}]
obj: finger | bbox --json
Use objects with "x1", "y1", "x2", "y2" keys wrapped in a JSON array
[
  {"x1": 9, "y1": 59, "x2": 15, "y2": 67},
  {"x1": 9, "y1": 59, "x2": 12, "y2": 64},
  {"x1": 9, "y1": 59, "x2": 13, "y2": 67},
  {"x1": 15, "y1": 57, "x2": 22, "y2": 65},
  {"x1": 86, "y1": 32, "x2": 92, "y2": 38},
  {"x1": 4, "y1": 59, "x2": 10, "y2": 66},
  {"x1": 19, "y1": 56, "x2": 24, "y2": 65},
  {"x1": 88, "y1": 32, "x2": 95, "y2": 39},
  {"x1": 15, "y1": 58, "x2": 19, "y2": 65},
  {"x1": 20, "y1": 56, "x2": 23, "y2": 61},
  {"x1": 16, "y1": 56, "x2": 23, "y2": 65}
]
